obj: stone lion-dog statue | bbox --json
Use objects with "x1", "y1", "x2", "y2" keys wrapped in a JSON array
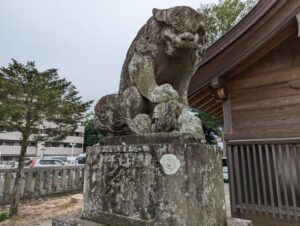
[{"x1": 95, "y1": 6, "x2": 206, "y2": 140}]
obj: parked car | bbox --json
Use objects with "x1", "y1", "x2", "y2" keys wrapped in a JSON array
[
  {"x1": 45, "y1": 156, "x2": 68, "y2": 163},
  {"x1": 31, "y1": 159, "x2": 65, "y2": 167},
  {"x1": 67, "y1": 156, "x2": 78, "y2": 165},
  {"x1": 77, "y1": 153, "x2": 86, "y2": 165},
  {"x1": 24, "y1": 158, "x2": 33, "y2": 167},
  {"x1": 222, "y1": 157, "x2": 228, "y2": 182},
  {"x1": 4, "y1": 161, "x2": 19, "y2": 168}
]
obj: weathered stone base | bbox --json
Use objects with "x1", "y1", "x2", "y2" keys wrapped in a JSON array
[
  {"x1": 82, "y1": 142, "x2": 227, "y2": 226},
  {"x1": 52, "y1": 212, "x2": 253, "y2": 226},
  {"x1": 227, "y1": 218, "x2": 252, "y2": 226},
  {"x1": 103, "y1": 132, "x2": 204, "y2": 145},
  {"x1": 52, "y1": 212, "x2": 105, "y2": 226}
]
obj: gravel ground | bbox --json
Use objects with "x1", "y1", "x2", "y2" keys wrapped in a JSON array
[
  {"x1": 0, "y1": 194, "x2": 82, "y2": 226},
  {"x1": 0, "y1": 184, "x2": 231, "y2": 226}
]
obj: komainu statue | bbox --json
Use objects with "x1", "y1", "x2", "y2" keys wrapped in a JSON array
[{"x1": 95, "y1": 6, "x2": 206, "y2": 140}]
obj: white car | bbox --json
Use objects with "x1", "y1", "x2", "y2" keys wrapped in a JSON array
[
  {"x1": 31, "y1": 159, "x2": 65, "y2": 167},
  {"x1": 76, "y1": 153, "x2": 86, "y2": 165}
]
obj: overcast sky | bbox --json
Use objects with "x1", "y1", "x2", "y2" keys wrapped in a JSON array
[{"x1": 0, "y1": 0, "x2": 216, "y2": 109}]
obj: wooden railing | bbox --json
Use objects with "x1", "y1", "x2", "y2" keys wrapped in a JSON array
[
  {"x1": 227, "y1": 139, "x2": 300, "y2": 222},
  {"x1": 0, "y1": 165, "x2": 85, "y2": 205}
]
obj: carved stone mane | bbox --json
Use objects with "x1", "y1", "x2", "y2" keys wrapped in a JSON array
[{"x1": 95, "y1": 6, "x2": 206, "y2": 140}]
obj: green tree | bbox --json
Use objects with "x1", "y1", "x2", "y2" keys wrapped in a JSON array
[
  {"x1": 191, "y1": 109, "x2": 222, "y2": 144},
  {"x1": 0, "y1": 59, "x2": 91, "y2": 216},
  {"x1": 84, "y1": 112, "x2": 104, "y2": 149},
  {"x1": 199, "y1": 0, "x2": 257, "y2": 46}
]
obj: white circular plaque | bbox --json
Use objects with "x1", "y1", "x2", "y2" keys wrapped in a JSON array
[{"x1": 160, "y1": 154, "x2": 180, "y2": 175}]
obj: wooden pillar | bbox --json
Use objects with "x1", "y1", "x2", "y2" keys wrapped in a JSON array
[
  {"x1": 223, "y1": 99, "x2": 233, "y2": 134},
  {"x1": 211, "y1": 77, "x2": 232, "y2": 133}
]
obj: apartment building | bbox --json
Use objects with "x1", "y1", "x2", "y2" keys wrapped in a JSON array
[{"x1": 0, "y1": 124, "x2": 84, "y2": 162}]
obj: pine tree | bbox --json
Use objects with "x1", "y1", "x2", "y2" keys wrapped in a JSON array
[{"x1": 0, "y1": 59, "x2": 91, "y2": 216}]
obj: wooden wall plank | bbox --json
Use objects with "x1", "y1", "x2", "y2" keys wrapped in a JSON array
[
  {"x1": 225, "y1": 126, "x2": 300, "y2": 140},
  {"x1": 231, "y1": 94, "x2": 300, "y2": 112},
  {"x1": 230, "y1": 66, "x2": 300, "y2": 90},
  {"x1": 231, "y1": 82, "x2": 300, "y2": 103},
  {"x1": 225, "y1": 32, "x2": 300, "y2": 140},
  {"x1": 232, "y1": 104, "x2": 300, "y2": 122},
  {"x1": 229, "y1": 32, "x2": 300, "y2": 89},
  {"x1": 233, "y1": 115, "x2": 300, "y2": 130}
]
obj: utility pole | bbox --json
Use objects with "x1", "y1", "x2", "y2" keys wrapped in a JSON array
[
  {"x1": 41, "y1": 147, "x2": 46, "y2": 159},
  {"x1": 70, "y1": 143, "x2": 75, "y2": 164}
]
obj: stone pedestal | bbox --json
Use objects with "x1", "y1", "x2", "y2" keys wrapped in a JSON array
[{"x1": 82, "y1": 140, "x2": 226, "y2": 226}]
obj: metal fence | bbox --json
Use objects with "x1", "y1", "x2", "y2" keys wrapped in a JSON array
[
  {"x1": 227, "y1": 140, "x2": 300, "y2": 222},
  {"x1": 0, "y1": 165, "x2": 85, "y2": 204}
]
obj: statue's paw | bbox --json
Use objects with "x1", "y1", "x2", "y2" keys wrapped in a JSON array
[
  {"x1": 150, "y1": 84, "x2": 179, "y2": 103},
  {"x1": 178, "y1": 108, "x2": 205, "y2": 141},
  {"x1": 127, "y1": 114, "x2": 152, "y2": 135}
]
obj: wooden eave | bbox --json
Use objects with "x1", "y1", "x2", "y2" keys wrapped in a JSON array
[{"x1": 188, "y1": 0, "x2": 300, "y2": 121}]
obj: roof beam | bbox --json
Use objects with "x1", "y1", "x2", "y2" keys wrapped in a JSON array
[
  {"x1": 189, "y1": 91, "x2": 213, "y2": 107},
  {"x1": 188, "y1": 0, "x2": 300, "y2": 94}
]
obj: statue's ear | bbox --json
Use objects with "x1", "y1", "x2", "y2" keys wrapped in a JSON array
[
  {"x1": 152, "y1": 8, "x2": 169, "y2": 24},
  {"x1": 197, "y1": 13, "x2": 206, "y2": 36}
]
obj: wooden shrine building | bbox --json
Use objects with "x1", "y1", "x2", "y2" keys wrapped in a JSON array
[{"x1": 188, "y1": 1, "x2": 300, "y2": 225}]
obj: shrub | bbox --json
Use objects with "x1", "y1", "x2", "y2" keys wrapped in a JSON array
[{"x1": 0, "y1": 211, "x2": 8, "y2": 221}]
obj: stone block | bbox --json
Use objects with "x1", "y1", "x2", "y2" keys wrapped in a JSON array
[
  {"x1": 227, "y1": 218, "x2": 253, "y2": 226},
  {"x1": 52, "y1": 212, "x2": 106, "y2": 226},
  {"x1": 82, "y1": 142, "x2": 226, "y2": 226},
  {"x1": 53, "y1": 214, "x2": 253, "y2": 226},
  {"x1": 103, "y1": 132, "x2": 202, "y2": 145}
]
